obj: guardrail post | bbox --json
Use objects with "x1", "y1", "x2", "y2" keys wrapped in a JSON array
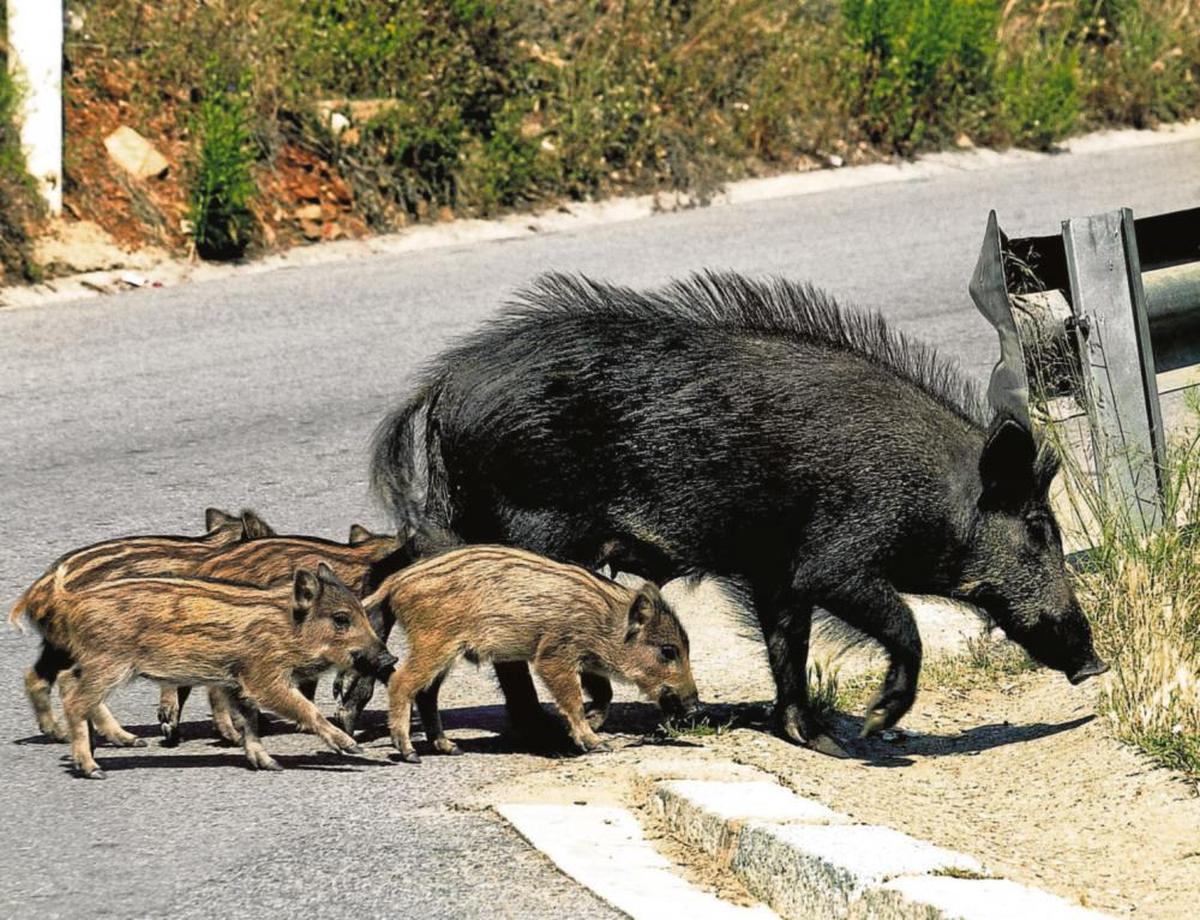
[
  {"x1": 1062, "y1": 208, "x2": 1166, "y2": 532},
  {"x1": 6, "y1": 0, "x2": 63, "y2": 215}
]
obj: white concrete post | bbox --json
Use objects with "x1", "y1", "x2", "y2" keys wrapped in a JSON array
[{"x1": 6, "y1": 0, "x2": 63, "y2": 215}]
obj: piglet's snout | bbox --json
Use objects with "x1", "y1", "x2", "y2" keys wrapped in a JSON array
[{"x1": 659, "y1": 687, "x2": 701, "y2": 718}]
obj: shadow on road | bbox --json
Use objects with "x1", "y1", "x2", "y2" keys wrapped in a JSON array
[{"x1": 57, "y1": 749, "x2": 389, "y2": 777}]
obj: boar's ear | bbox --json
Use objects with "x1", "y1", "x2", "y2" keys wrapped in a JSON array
[
  {"x1": 978, "y1": 416, "x2": 1037, "y2": 512},
  {"x1": 240, "y1": 510, "x2": 275, "y2": 540},
  {"x1": 293, "y1": 568, "x2": 322, "y2": 622},
  {"x1": 625, "y1": 583, "x2": 658, "y2": 642},
  {"x1": 348, "y1": 524, "x2": 373, "y2": 545},
  {"x1": 205, "y1": 507, "x2": 237, "y2": 532}
]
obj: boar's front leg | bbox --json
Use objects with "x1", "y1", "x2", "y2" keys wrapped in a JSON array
[
  {"x1": 817, "y1": 576, "x2": 922, "y2": 736},
  {"x1": 494, "y1": 662, "x2": 561, "y2": 740},
  {"x1": 757, "y1": 587, "x2": 821, "y2": 745}
]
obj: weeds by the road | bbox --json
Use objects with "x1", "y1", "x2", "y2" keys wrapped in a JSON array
[
  {"x1": 59, "y1": 0, "x2": 1200, "y2": 263},
  {"x1": 1059, "y1": 425, "x2": 1200, "y2": 781},
  {"x1": 923, "y1": 634, "x2": 1037, "y2": 692},
  {"x1": 187, "y1": 63, "x2": 257, "y2": 260}
]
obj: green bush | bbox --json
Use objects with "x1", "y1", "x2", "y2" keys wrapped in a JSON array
[
  {"x1": 841, "y1": 0, "x2": 997, "y2": 151},
  {"x1": 996, "y1": 42, "x2": 1081, "y2": 150},
  {"x1": 187, "y1": 66, "x2": 258, "y2": 260}
]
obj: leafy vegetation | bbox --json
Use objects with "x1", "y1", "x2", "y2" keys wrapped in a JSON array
[{"x1": 187, "y1": 64, "x2": 257, "y2": 260}]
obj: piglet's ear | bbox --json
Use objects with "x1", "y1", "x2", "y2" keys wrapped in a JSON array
[
  {"x1": 205, "y1": 507, "x2": 236, "y2": 532},
  {"x1": 625, "y1": 584, "x2": 658, "y2": 642},
  {"x1": 241, "y1": 510, "x2": 275, "y2": 540},
  {"x1": 293, "y1": 568, "x2": 322, "y2": 623},
  {"x1": 348, "y1": 524, "x2": 373, "y2": 545},
  {"x1": 978, "y1": 417, "x2": 1037, "y2": 512}
]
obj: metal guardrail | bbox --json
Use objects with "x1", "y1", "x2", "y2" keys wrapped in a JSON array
[{"x1": 970, "y1": 206, "x2": 1200, "y2": 534}]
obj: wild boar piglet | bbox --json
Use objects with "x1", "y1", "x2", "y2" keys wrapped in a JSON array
[
  {"x1": 8, "y1": 507, "x2": 273, "y2": 745},
  {"x1": 156, "y1": 523, "x2": 404, "y2": 746},
  {"x1": 365, "y1": 545, "x2": 700, "y2": 763},
  {"x1": 56, "y1": 563, "x2": 395, "y2": 779}
]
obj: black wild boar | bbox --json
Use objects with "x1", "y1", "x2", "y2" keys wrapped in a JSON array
[
  {"x1": 365, "y1": 545, "x2": 699, "y2": 762},
  {"x1": 370, "y1": 272, "x2": 1108, "y2": 751},
  {"x1": 9, "y1": 507, "x2": 274, "y2": 743}
]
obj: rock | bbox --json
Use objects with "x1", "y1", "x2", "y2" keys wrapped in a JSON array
[
  {"x1": 104, "y1": 126, "x2": 169, "y2": 180},
  {"x1": 329, "y1": 112, "x2": 351, "y2": 137},
  {"x1": 828, "y1": 154, "x2": 844, "y2": 168},
  {"x1": 293, "y1": 204, "x2": 323, "y2": 221},
  {"x1": 956, "y1": 133, "x2": 975, "y2": 149}
]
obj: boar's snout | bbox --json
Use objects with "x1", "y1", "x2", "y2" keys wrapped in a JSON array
[{"x1": 1067, "y1": 655, "x2": 1109, "y2": 685}]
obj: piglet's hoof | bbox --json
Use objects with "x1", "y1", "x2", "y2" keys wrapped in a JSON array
[
  {"x1": 78, "y1": 767, "x2": 106, "y2": 780},
  {"x1": 397, "y1": 750, "x2": 421, "y2": 764},
  {"x1": 433, "y1": 739, "x2": 462, "y2": 756},
  {"x1": 341, "y1": 743, "x2": 364, "y2": 756},
  {"x1": 129, "y1": 738, "x2": 148, "y2": 748}
]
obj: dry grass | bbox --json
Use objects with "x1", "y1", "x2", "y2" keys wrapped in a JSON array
[{"x1": 1050, "y1": 417, "x2": 1200, "y2": 780}]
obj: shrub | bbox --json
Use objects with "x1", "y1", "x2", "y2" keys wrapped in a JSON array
[
  {"x1": 841, "y1": 0, "x2": 998, "y2": 151},
  {"x1": 995, "y1": 41, "x2": 1081, "y2": 150},
  {"x1": 187, "y1": 66, "x2": 258, "y2": 260}
]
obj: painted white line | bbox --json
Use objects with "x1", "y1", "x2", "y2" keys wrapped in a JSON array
[{"x1": 496, "y1": 802, "x2": 778, "y2": 920}]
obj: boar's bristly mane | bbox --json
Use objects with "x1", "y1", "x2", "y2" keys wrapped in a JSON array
[{"x1": 503, "y1": 271, "x2": 987, "y2": 426}]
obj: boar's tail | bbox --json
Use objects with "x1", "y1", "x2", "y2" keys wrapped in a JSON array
[{"x1": 370, "y1": 386, "x2": 452, "y2": 532}]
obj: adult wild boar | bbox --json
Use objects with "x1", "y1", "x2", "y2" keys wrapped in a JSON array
[{"x1": 370, "y1": 272, "x2": 1108, "y2": 751}]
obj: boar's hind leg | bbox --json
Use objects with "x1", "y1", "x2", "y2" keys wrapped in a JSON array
[
  {"x1": 819, "y1": 577, "x2": 922, "y2": 737},
  {"x1": 493, "y1": 662, "x2": 561, "y2": 740},
  {"x1": 415, "y1": 670, "x2": 460, "y2": 756}
]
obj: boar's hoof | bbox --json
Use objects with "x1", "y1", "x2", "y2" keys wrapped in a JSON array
[
  {"x1": 807, "y1": 733, "x2": 851, "y2": 759},
  {"x1": 860, "y1": 707, "x2": 892, "y2": 738}
]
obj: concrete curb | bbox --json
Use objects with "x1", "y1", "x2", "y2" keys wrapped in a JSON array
[{"x1": 647, "y1": 771, "x2": 1110, "y2": 920}]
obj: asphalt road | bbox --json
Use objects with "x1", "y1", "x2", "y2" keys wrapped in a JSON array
[{"x1": 2, "y1": 133, "x2": 1198, "y2": 919}]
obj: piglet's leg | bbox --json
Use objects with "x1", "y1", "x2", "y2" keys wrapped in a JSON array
[
  {"x1": 415, "y1": 670, "x2": 459, "y2": 756},
  {"x1": 61, "y1": 668, "x2": 143, "y2": 748},
  {"x1": 218, "y1": 689, "x2": 279, "y2": 772},
  {"x1": 207, "y1": 686, "x2": 245, "y2": 745},
  {"x1": 243, "y1": 677, "x2": 361, "y2": 756},
  {"x1": 387, "y1": 649, "x2": 454, "y2": 763},
  {"x1": 62, "y1": 664, "x2": 128, "y2": 779},
  {"x1": 533, "y1": 658, "x2": 607, "y2": 754},
  {"x1": 580, "y1": 672, "x2": 613, "y2": 730}
]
